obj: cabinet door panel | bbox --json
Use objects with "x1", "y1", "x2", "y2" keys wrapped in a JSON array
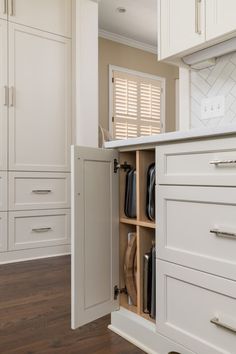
[
  {"x1": 206, "y1": 0, "x2": 236, "y2": 40},
  {"x1": 9, "y1": 24, "x2": 71, "y2": 172},
  {"x1": 71, "y1": 146, "x2": 119, "y2": 329},
  {"x1": 0, "y1": 19, "x2": 7, "y2": 170},
  {"x1": 9, "y1": 0, "x2": 72, "y2": 37},
  {"x1": 157, "y1": 261, "x2": 236, "y2": 354},
  {"x1": 159, "y1": 0, "x2": 205, "y2": 59}
]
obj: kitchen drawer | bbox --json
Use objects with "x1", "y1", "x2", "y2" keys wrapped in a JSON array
[
  {"x1": 9, "y1": 209, "x2": 70, "y2": 250},
  {"x1": 156, "y1": 261, "x2": 236, "y2": 354},
  {"x1": 0, "y1": 172, "x2": 7, "y2": 211},
  {"x1": 157, "y1": 185, "x2": 236, "y2": 281},
  {"x1": 156, "y1": 136, "x2": 236, "y2": 186},
  {"x1": 9, "y1": 172, "x2": 70, "y2": 210},
  {"x1": 0, "y1": 212, "x2": 7, "y2": 252}
]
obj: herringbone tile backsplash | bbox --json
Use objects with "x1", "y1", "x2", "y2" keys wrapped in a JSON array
[{"x1": 191, "y1": 52, "x2": 236, "y2": 128}]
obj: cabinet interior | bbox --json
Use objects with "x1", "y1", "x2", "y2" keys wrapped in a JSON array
[{"x1": 119, "y1": 149, "x2": 156, "y2": 323}]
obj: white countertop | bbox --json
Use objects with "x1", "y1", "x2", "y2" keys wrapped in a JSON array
[{"x1": 104, "y1": 125, "x2": 236, "y2": 149}]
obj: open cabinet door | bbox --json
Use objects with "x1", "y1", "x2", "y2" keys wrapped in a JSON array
[{"x1": 71, "y1": 146, "x2": 119, "y2": 329}]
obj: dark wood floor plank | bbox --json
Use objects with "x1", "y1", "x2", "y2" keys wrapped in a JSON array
[{"x1": 0, "y1": 256, "x2": 145, "y2": 354}]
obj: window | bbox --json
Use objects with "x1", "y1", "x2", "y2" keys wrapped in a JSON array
[{"x1": 110, "y1": 66, "x2": 165, "y2": 140}]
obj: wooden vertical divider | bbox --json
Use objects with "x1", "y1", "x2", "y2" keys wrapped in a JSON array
[{"x1": 137, "y1": 150, "x2": 155, "y2": 224}]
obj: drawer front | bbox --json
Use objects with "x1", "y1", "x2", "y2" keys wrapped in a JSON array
[
  {"x1": 0, "y1": 172, "x2": 7, "y2": 211},
  {"x1": 157, "y1": 261, "x2": 236, "y2": 354},
  {"x1": 157, "y1": 185, "x2": 236, "y2": 280},
  {"x1": 9, "y1": 209, "x2": 70, "y2": 250},
  {"x1": 9, "y1": 172, "x2": 70, "y2": 210},
  {"x1": 156, "y1": 136, "x2": 236, "y2": 186},
  {"x1": 0, "y1": 212, "x2": 7, "y2": 252}
]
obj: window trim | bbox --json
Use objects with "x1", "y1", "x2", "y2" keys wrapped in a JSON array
[{"x1": 109, "y1": 65, "x2": 166, "y2": 139}]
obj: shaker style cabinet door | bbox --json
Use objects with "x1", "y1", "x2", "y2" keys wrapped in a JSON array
[
  {"x1": 8, "y1": 23, "x2": 71, "y2": 172},
  {"x1": 8, "y1": 0, "x2": 72, "y2": 37},
  {"x1": 71, "y1": 146, "x2": 119, "y2": 329},
  {"x1": 0, "y1": 19, "x2": 7, "y2": 171},
  {"x1": 158, "y1": 0, "x2": 205, "y2": 59},
  {"x1": 206, "y1": 0, "x2": 236, "y2": 40}
]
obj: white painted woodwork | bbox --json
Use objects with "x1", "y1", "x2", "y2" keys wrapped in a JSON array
[
  {"x1": 0, "y1": 0, "x2": 7, "y2": 20},
  {"x1": 0, "y1": 244, "x2": 70, "y2": 264},
  {"x1": 9, "y1": 209, "x2": 70, "y2": 250},
  {"x1": 0, "y1": 172, "x2": 7, "y2": 211},
  {"x1": 157, "y1": 260, "x2": 236, "y2": 354},
  {"x1": 206, "y1": 0, "x2": 236, "y2": 41},
  {"x1": 8, "y1": 0, "x2": 72, "y2": 37},
  {"x1": 110, "y1": 308, "x2": 196, "y2": 354},
  {"x1": 156, "y1": 137, "x2": 236, "y2": 186},
  {"x1": 157, "y1": 185, "x2": 236, "y2": 280},
  {"x1": 158, "y1": 0, "x2": 205, "y2": 60},
  {"x1": 74, "y1": 0, "x2": 99, "y2": 147},
  {"x1": 8, "y1": 23, "x2": 71, "y2": 172},
  {"x1": 71, "y1": 146, "x2": 119, "y2": 329},
  {"x1": 0, "y1": 19, "x2": 7, "y2": 171},
  {"x1": 0, "y1": 212, "x2": 7, "y2": 252},
  {"x1": 9, "y1": 172, "x2": 70, "y2": 211}
]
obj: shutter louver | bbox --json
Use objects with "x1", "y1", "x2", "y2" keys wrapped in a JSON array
[{"x1": 112, "y1": 70, "x2": 163, "y2": 140}]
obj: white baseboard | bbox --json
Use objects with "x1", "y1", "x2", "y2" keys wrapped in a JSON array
[
  {"x1": 0, "y1": 244, "x2": 71, "y2": 264},
  {"x1": 110, "y1": 308, "x2": 195, "y2": 354}
]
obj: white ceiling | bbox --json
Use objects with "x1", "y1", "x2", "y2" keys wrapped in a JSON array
[{"x1": 98, "y1": 0, "x2": 157, "y2": 49}]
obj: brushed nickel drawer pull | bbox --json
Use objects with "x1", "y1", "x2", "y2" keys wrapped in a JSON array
[
  {"x1": 210, "y1": 159, "x2": 236, "y2": 165},
  {"x1": 195, "y1": 0, "x2": 202, "y2": 34},
  {"x1": 210, "y1": 229, "x2": 236, "y2": 239},
  {"x1": 210, "y1": 317, "x2": 236, "y2": 334},
  {"x1": 32, "y1": 227, "x2": 52, "y2": 233},
  {"x1": 3, "y1": 0, "x2": 7, "y2": 14},
  {"x1": 32, "y1": 190, "x2": 52, "y2": 194},
  {"x1": 4, "y1": 86, "x2": 9, "y2": 106}
]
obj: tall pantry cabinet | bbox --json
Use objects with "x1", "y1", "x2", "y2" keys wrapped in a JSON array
[{"x1": 0, "y1": 0, "x2": 72, "y2": 263}]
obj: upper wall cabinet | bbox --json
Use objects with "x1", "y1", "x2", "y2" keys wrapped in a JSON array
[
  {"x1": 206, "y1": 0, "x2": 236, "y2": 40},
  {"x1": 158, "y1": 0, "x2": 205, "y2": 60},
  {"x1": 5, "y1": 0, "x2": 72, "y2": 37},
  {"x1": 0, "y1": 19, "x2": 8, "y2": 171},
  {"x1": 8, "y1": 23, "x2": 71, "y2": 172}
]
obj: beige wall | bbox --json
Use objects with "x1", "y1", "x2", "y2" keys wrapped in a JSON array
[{"x1": 99, "y1": 37, "x2": 179, "y2": 133}]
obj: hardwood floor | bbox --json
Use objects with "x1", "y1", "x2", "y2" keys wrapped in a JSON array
[{"x1": 0, "y1": 256, "x2": 145, "y2": 354}]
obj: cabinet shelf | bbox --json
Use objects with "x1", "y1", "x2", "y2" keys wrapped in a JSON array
[{"x1": 120, "y1": 217, "x2": 156, "y2": 229}]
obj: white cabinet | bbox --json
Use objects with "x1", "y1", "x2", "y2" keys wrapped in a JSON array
[
  {"x1": 9, "y1": 172, "x2": 70, "y2": 211},
  {"x1": 0, "y1": 19, "x2": 7, "y2": 171},
  {"x1": 9, "y1": 209, "x2": 70, "y2": 250},
  {"x1": 0, "y1": 172, "x2": 7, "y2": 211},
  {"x1": 206, "y1": 0, "x2": 236, "y2": 40},
  {"x1": 6, "y1": 0, "x2": 72, "y2": 37},
  {"x1": 158, "y1": 0, "x2": 205, "y2": 59},
  {"x1": 156, "y1": 136, "x2": 236, "y2": 186},
  {"x1": 71, "y1": 146, "x2": 119, "y2": 328},
  {"x1": 0, "y1": 212, "x2": 7, "y2": 252},
  {"x1": 8, "y1": 23, "x2": 71, "y2": 172},
  {"x1": 157, "y1": 185, "x2": 236, "y2": 280},
  {"x1": 157, "y1": 261, "x2": 236, "y2": 354}
]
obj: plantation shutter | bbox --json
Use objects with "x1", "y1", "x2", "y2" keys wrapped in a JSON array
[{"x1": 112, "y1": 70, "x2": 163, "y2": 140}]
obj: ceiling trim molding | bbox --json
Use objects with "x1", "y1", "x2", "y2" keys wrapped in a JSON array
[{"x1": 98, "y1": 29, "x2": 157, "y2": 54}]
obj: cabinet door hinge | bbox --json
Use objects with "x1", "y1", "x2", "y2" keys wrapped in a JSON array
[
  {"x1": 114, "y1": 286, "x2": 127, "y2": 300},
  {"x1": 114, "y1": 159, "x2": 132, "y2": 174}
]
